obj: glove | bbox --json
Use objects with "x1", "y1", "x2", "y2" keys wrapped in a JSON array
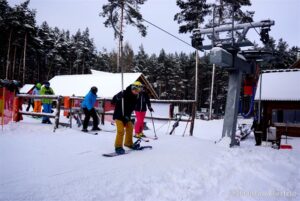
[
  {"x1": 149, "y1": 107, "x2": 154, "y2": 112},
  {"x1": 122, "y1": 116, "x2": 130, "y2": 124}
]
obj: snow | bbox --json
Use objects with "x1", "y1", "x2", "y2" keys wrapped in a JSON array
[
  {"x1": 0, "y1": 116, "x2": 299, "y2": 201},
  {"x1": 255, "y1": 70, "x2": 300, "y2": 101},
  {"x1": 19, "y1": 84, "x2": 34, "y2": 94}
]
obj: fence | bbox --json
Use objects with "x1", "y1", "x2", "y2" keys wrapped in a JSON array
[
  {"x1": 3, "y1": 92, "x2": 196, "y2": 135},
  {"x1": 98, "y1": 98, "x2": 196, "y2": 135},
  {"x1": 64, "y1": 96, "x2": 104, "y2": 128},
  {"x1": 16, "y1": 94, "x2": 63, "y2": 132},
  {"x1": 62, "y1": 97, "x2": 196, "y2": 135}
]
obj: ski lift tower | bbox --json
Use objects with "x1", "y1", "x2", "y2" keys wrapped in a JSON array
[{"x1": 193, "y1": 5, "x2": 274, "y2": 147}]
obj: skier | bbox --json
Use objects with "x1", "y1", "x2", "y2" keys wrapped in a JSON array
[
  {"x1": 12, "y1": 80, "x2": 23, "y2": 122},
  {"x1": 81, "y1": 86, "x2": 101, "y2": 132},
  {"x1": 134, "y1": 86, "x2": 153, "y2": 138},
  {"x1": 40, "y1": 81, "x2": 54, "y2": 124},
  {"x1": 25, "y1": 90, "x2": 34, "y2": 112},
  {"x1": 32, "y1": 83, "x2": 42, "y2": 113},
  {"x1": 112, "y1": 81, "x2": 142, "y2": 154}
]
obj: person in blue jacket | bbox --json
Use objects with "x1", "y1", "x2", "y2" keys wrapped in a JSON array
[{"x1": 81, "y1": 86, "x2": 100, "y2": 132}]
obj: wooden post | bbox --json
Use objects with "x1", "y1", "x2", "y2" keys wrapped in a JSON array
[
  {"x1": 54, "y1": 96, "x2": 62, "y2": 131},
  {"x1": 69, "y1": 97, "x2": 74, "y2": 128},
  {"x1": 101, "y1": 100, "x2": 105, "y2": 125},
  {"x1": 1, "y1": 88, "x2": 5, "y2": 131}
]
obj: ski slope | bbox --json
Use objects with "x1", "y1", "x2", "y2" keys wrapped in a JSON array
[{"x1": 0, "y1": 116, "x2": 299, "y2": 201}]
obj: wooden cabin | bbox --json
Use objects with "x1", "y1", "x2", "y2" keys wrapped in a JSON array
[{"x1": 254, "y1": 69, "x2": 300, "y2": 142}]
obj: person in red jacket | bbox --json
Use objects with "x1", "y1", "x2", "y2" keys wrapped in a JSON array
[{"x1": 134, "y1": 86, "x2": 153, "y2": 138}]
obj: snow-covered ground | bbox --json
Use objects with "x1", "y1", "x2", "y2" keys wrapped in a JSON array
[{"x1": 0, "y1": 116, "x2": 299, "y2": 201}]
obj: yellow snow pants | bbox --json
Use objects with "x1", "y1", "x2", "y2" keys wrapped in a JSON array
[{"x1": 114, "y1": 120, "x2": 133, "y2": 148}]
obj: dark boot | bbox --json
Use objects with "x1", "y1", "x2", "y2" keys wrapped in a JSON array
[
  {"x1": 125, "y1": 140, "x2": 141, "y2": 150},
  {"x1": 81, "y1": 128, "x2": 88, "y2": 132},
  {"x1": 91, "y1": 127, "x2": 101, "y2": 131},
  {"x1": 254, "y1": 131, "x2": 262, "y2": 146},
  {"x1": 115, "y1": 147, "x2": 125, "y2": 154}
]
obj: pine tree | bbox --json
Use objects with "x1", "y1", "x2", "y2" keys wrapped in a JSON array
[
  {"x1": 133, "y1": 45, "x2": 148, "y2": 73},
  {"x1": 100, "y1": 0, "x2": 148, "y2": 73},
  {"x1": 174, "y1": 0, "x2": 211, "y2": 34},
  {"x1": 122, "y1": 42, "x2": 134, "y2": 72}
]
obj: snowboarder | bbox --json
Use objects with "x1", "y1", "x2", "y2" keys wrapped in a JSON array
[
  {"x1": 134, "y1": 85, "x2": 153, "y2": 138},
  {"x1": 112, "y1": 81, "x2": 142, "y2": 154},
  {"x1": 32, "y1": 83, "x2": 42, "y2": 113},
  {"x1": 81, "y1": 86, "x2": 101, "y2": 132},
  {"x1": 40, "y1": 81, "x2": 54, "y2": 124}
]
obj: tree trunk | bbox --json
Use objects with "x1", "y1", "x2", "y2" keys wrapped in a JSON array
[
  {"x1": 119, "y1": 0, "x2": 125, "y2": 116},
  {"x1": 23, "y1": 32, "x2": 28, "y2": 84},
  {"x1": 76, "y1": 53, "x2": 79, "y2": 74},
  {"x1": 69, "y1": 56, "x2": 72, "y2": 75},
  {"x1": 82, "y1": 55, "x2": 85, "y2": 74},
  {"x1": 37, "y1": 60, "x2": 40, "y2": 81},
  {"x1": 46, "y1": 59, "x2": 54, "y2": 81},
  {"x1": 12, "y1": 46, "x2": 17, "y2": 80},
  {"x1": 5, "y1": 29, "x2": 13, "y2": 79},
  {"x1": 18, "y1": 52, "x2": 23, "y2": 80}
]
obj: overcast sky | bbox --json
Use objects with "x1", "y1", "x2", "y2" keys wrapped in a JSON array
[{"x1": 8, "y1": 0, "x2": 300, "y2": 55}]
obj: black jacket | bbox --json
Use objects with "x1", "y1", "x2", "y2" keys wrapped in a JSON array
[
  {"x1": 135, "y1": 91, "x2": 151, "y2": 112},
  {"x1": 112, "y1": 85, "x2": 138, "y2": 122}
]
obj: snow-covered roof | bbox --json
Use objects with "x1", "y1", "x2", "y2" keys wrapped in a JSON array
[
  {"x1": 49, "y1": 71, "x2": 157, "y2": 98},
  {"x1": 254, "y1": 70, "x2": 300, "y2": 101},
  {"x1": 19, "y1": 84, "x2": 34, "y2": 94}
]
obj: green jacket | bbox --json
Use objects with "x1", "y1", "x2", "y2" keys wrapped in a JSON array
[{"x1": 40, "y1": 86, "x2": 54, "y2": 104}]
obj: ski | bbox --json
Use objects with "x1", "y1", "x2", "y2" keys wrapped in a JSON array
[
  {"x1": 144, "y1": 136, "x2": 158, "y2": 140},
  {"x1": 134, "y1": 136, "x2": 150, "y2": 142},
  {"x1": 87, "y1": 132, "x2": 98, "y2": 135},
  {"x1": 134, "y1": 135, "x2": 158, "y2": 142},
  {"x1": 100, "y1": 129, "x2": 116, "y2": 133},
  {"x1": 83, "y1": 131, "x2": 98, "y2": 135},
  {"x1": 72, "y1": 114, "x2": 82, "y2": 127},
  {"x1": 102, "y1": 146, "x2": 152, "y2": 157}
]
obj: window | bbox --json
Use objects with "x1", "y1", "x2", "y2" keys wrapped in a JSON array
[{"x1": 272, "y1": 109, "x2": 300, "y2": 124}]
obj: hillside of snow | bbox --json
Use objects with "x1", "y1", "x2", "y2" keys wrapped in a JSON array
[{"x1": 0, "y1": 116, "x2": 299, "y2": 201}]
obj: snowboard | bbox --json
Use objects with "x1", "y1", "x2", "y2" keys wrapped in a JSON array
[{"x1": 102, "y1": 146, "x2": 153, "y2": 157}]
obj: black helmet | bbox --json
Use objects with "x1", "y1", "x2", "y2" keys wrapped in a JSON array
[
  {"x1": 44, "y1": 81, "x2": 50, "y2": 88},
  {"x1": 91, "y1": 86, "x2": 98, "y2": 94},
  {"x1": 12, "y1": 80, "x2": 22, "y2": 88}
]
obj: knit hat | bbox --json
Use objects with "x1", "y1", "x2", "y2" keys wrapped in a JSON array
[
  {"x1": 91, "y1": 86, "x2": 98, "y2": 94},
  {"x1": 36, "y1": 83, "x2": 42, "y2": 89}
]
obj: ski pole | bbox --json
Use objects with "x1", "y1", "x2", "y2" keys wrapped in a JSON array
[
  {"x1": 150, "y1": 111, "x2": 157, "y2": 138},
  {"x1": 182, "y1": 117, "x2": 191, "y2": 137}
]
